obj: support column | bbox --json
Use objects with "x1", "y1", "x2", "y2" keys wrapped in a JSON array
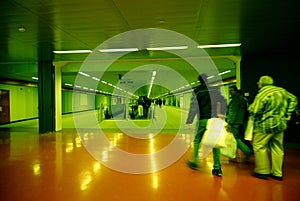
[
  {"x1": 54, "y1": 63, "x2": 62, "y2": 131},
  {"x1": 38, "y1": 61, "x2": 55, "y2": 133}
]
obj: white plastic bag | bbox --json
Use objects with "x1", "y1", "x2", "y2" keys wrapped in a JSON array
[
  {"x1": 201, "y1": 118, "x2": 227, "y2": 148},
  {"x1": 200, "y1": 118, "x2": 237, "y2": 159},
  {"x1": 244, "y1": 116, "x2": 254, "y2": 141},
  {"x1": 220, "y1": 132, "x2": 237, "y2": 158}
]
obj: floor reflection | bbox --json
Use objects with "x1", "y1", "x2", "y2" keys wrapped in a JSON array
[{"x1": 0, "y1": 129, "x2": 299, "y2": 201}]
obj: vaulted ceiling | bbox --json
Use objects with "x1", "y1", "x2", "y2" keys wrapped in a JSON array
[{"x1": 1, "y1": 0, "x2": 299, "y2": 98}]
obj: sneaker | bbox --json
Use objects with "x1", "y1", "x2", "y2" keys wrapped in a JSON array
[
  {"x1": 185, "y1": 160, "x2": 199, "y2": 170},
  {"x1": 270, "y1": 174, "x2": 283, "y2": 181},
  {"x1": 252, "y1": 172, "x2": 270, "y2": 180},
  {"x1": 212, "y1": 168, "x2": 222, "y2": 177}
]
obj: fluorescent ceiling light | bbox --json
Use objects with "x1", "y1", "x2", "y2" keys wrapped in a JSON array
[
  {"x1": 92, "y1": 77, "x2": 100, "y2": 81},
  {"x1": 78, "y1": 72, "x2": 90, "y2": 77},
  {"x1": 218, "y1": 70, "x2": 231, "y2": 75},
  {"x1": 148, "y1": 71, "x2": 157, "y2": 98},
  {"x1": 53, "y1": 50, "x2": 92, "y2": 54},
  {"x1": 99, "y1": 48, "x2": 139, "y2": 52},
  {"x1": 146, "y1": 46, "x2": 188, "y2": 51},
  {"x1": 32, "y1": 76, "x2": 38, "y2": 80},
  {"x1": 197, "y1": 43, "x2": 241, "y2": 48}
]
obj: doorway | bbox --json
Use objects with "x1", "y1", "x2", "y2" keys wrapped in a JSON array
[{"x1": 0, "y1": 89, "x2": 10, "y2": 124}]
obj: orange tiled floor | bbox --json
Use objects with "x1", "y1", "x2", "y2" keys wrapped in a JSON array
[{"x1": 0, "y1": 128, "x2": 300, "y2": 201}]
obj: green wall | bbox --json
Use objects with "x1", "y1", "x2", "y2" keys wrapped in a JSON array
[
  {"x1": 0, "y1": 84, "x2": 38, "y2": 122},
  {"x1": 62, "y1": 90, "x2": 111, "y2": 116},
  {"x1": 0, "y1": 84, "x2": 112, "y2": 123}
]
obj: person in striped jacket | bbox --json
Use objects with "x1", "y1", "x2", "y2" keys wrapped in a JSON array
[{"x1": 249, "y1": 75, "x2": 298, "y2": 181}]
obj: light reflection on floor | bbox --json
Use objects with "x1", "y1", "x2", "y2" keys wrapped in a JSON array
[{"x1": 0, "y1": 129, "x2": 300, "y2": 201}]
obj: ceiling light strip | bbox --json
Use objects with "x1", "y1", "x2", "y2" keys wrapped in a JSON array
[
  {"x1": 99, "y1": 48, "x2": 139, "y2": 52},
  {"x1": 218, "y1": 70, "x2": 231, "y2": 75},
  {"x1": 53, "y1": 43, "x2": 240, "y2": 54},
  {"x1": 197, "y1": 43, "x2": 241, "y2": 49},
  {"x1": 146, "y1": 46, "x2": 188, "y2": 51},
  {"x1": 53, "y1": 50, "x2": 92, "y2": 54},
  {"x1": 147, "y1": 71, "x2": 157, "y2": 98},
  {"x1": 78, "y1": 72, "x2": 90, "y2": 77}
]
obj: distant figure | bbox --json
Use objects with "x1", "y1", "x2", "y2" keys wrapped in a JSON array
[
  {"x1": 185, "y1": 74, "x2": 226, "y2": 177},
  {"x1": 249, "y1": 75, "x2": 298, "y2": 181},
  {"x1": 158, "y1": 98, "x2": 162, "y2": 108},
  {"x1": 138, "y1": 96, "x2": 151, "y2": 118}
]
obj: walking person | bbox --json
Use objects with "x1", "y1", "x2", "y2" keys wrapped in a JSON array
[
  {"x1": 185, "y1": 74, "x2": 226, "y2": 177},
  {"x1": 226, "y1": 85, "x2": 253, "y2": 162},
  {"x1": 249, "y1": 76, "x2": 298, "y2": 181}
]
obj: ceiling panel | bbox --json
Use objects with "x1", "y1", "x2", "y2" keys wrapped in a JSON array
[{"x1": 1, "y1": 0, "x2": 299, "y2": 98}]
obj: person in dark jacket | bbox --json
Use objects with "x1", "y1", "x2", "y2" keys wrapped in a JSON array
[
  {"x1": 186, "y1": 74, "x2": 226, "y2": 177},
  {"x1": 226, "y1": 85, "x2": 253, "y2": 162}
]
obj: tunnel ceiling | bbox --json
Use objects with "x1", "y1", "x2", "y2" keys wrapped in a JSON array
[{"x1": 1, "y1": 0, "x2": 299, "y2": 98}]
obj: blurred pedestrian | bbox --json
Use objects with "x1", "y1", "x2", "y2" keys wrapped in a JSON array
[{"x1": 186, "y1": 74, "x2": 226, "y2": 177}]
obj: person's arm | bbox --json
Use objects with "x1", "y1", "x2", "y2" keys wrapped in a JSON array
[
  {"x1": 186, "y1": 92, "x2": 198, "y2": 125},
  {"x1": 286, "y1": 91, "x2": 298, "y2": 120}
]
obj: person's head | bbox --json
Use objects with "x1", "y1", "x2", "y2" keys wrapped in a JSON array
[
  {"x1": 198, "y1": 73, "x2": 208, "y2": 85},
  {"x1": 229, "y1": 85, "x2": 238, "y2": 96},
  {"x1": 257, "y1": 75, "x2": 274, "y2": 89}
]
